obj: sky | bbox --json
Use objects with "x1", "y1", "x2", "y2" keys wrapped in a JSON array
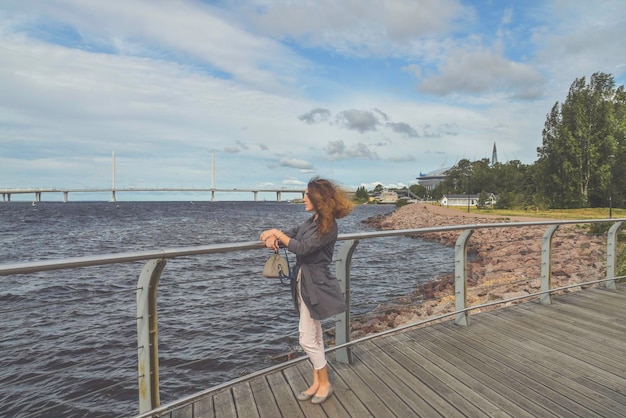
[{"x1": 1, "y1": 0, "x2": 625, "y2": 201}]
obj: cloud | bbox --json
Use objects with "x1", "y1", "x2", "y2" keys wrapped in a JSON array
[
  {"x1": 401, "y1": 64, "x2": 421, "y2": 77},
  {"x1": 283, "y1": 177, "x2": 307, "y2": 186},
  {"x1": 235, "y1": 140, "x2": 249, "y2": 150},
  {"x1": 388, "y1": 154, "x2": 416, "y2": 162},
  {"x1": 421, "y1": 123, "x2": 460, "y2": 138},
  {"x1": 325, "y1": 140, "x2": 378, "y2": 160},
  {"x1": 298, "y1": 108, "x2": 332, "y2": 124},
  {"x1": 373, "y1": 108, "x2": 390, "y2": 122},
  {"x1": 300, "y1": 107, "x2": 430, "y2": 139},
  {"x1": 3, "y1": 0, "x2": 307, "y2": 94},
  {"x1": 335, "y1": 109, "x2": 381, "y2": 133},
  {"x1": 326, "y1": 140, "x2": 346, "y2": 158},
  {"x1": 418, "y1": 49, "x2": 546, "y2": 100},
  {"x1": 279, "y1": 158, "x2": 314, "y2": 169},
  {"x1": 243, "y1": 0, "x2": 470, "y2": 56},
  {"x1": 386, "y1": 122, "x2": 418, "y2": 138}
]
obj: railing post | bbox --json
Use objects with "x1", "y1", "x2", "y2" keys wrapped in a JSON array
[
  {"x1": 606, "y1": 221, "x2": 623, "y2": 290},
  {"x1": 137, "y1": 258, "x2": 166, "y2": 413},
  {"x1": 335, "y1": 239, "x2": 359, "y2": 364},
  {"x1": 455, "y1": 229, "x2": 473, "y2": 326},
  {"x1": 540, "y1": 225, "x2": 559, "y2": 304}
]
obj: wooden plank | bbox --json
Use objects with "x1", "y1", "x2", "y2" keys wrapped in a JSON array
[
  {"x1": 212, "y1": 389, "x2": 236, "y2": 418},
  {"x1": 420, "y1": 323, "x2": 591, "y2": 416},
  {"x1": 282, "y1": 363, "x2": 327, "y2": 418},
  {"x1": 535, "y1": 298, "x2": 626, "y2": 333},
  {"x1": 248, "y1": 375, "x2": 281, "y2": 418},
  {"x1": 318, "y1": 361, "x2": 375, "y2": 417},
  {"x1": 396, "y1": 330, "x2": 537, "y2": 418},
  {"x1": 467, "y1": 317, "x2": 626, "y2": 415},
  {"x1": 409, "y1": 327, "x2": 561, "y2": 417},
  {"x1": 512, "y1": 303, "x2": 626, "y2": 354},
  {"x1": 485, "y1": 307, "x2": 626, "y2": 375},
  {"x1": 368, "y1": 337, "x2": 474, "y2": 416},
  {"x1": 327, "y1": 354, "x2": 398, "y2": 416},
  {"x1": 302, "y1": 362, "x2": 352, "y2": 418},
  {"x1": 584, "y1": 287, "x2": 626, "y2": 301},
  {"x1": 232, "y1": 382, "x2": 259, "y2": 418},
  {"x1": 474, "y1": 310, "x2": 626, "y2": 392},
  {"x1": 372, "y1": 334, "x2": 514, "y2": 417},
  {"x1": 344, "y1": 343, "x2": 428, "y2": 417},
  {"x1": 544, "y1": 291, "x2": 626, "y2": 320},
  {"x1": 435, "y1": 319, "x2": 622, "y2": 417},
  {"x1": 171, "y1": 404, "x2": 193, "y2": 418},
  {"x1": 266, "y1": 370, "x2": 306, "y2": 418},
  {"x1": 192, "y1": 395, "x2": 213, "y2": 418},
  {"x1": 353, "y1": 339, "x2": 449, "y2": 416},
  {"x1": 517, "y1": 299, "x2": 626, "y2": 336}
]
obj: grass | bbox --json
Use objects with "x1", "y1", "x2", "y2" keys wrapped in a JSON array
[{"x1": 453, "y1": 206, "x2": 626, "y2": 220}]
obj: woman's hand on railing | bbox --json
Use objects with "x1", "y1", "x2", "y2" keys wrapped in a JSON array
[
  {"x1": 265, "y1": 236, "x2": 279, "y2": 251},
  {"x1": 260, "y1": 229, "x2": 280, "y2": 251}
]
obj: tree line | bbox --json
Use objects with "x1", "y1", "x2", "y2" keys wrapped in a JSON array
[{"x1": 401, "y1": 72, "x2": 625, "y2": 210}]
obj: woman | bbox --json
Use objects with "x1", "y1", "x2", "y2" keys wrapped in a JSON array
[{"x1": 260, "y1": 177, "x2": 353, "y2": 404}]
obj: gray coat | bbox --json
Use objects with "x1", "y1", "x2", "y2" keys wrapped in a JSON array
[{"x1": 285, "y1": 216, "x2": 346, "y2": 320}]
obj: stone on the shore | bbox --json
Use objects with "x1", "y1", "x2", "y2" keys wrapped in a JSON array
[{"x1": 352, "y1": 202, "x2": 607, "y2": 339}]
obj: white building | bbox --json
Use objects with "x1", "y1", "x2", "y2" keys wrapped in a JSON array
[{"x1": 440, "y1": 193, "x2": 497, "y2": 207}]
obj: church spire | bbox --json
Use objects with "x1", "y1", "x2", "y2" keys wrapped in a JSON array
[{"x1": 491, "y1": 142, "x2": 498, "y2": 166}]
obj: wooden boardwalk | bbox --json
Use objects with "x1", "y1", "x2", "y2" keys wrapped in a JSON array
[{"x1": 160, "y1": 285, "x2": 626, "y2": 417}]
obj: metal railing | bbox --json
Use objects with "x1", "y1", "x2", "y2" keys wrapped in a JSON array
[{"x1": 0, "y1": 218, "x2": 623, "y2": 416}]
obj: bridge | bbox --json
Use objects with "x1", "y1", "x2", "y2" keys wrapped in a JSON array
[{"x1": 0, "y1": 187, "x2": 305, "y2": 202}]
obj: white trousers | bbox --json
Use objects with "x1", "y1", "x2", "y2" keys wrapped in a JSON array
[{"x1": 298, "y1": 273, "x2": 327, "y2": 370}]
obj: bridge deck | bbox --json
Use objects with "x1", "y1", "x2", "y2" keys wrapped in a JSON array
[{"x1": 160, "y1": 285, "x2": 626, "y2": 417}]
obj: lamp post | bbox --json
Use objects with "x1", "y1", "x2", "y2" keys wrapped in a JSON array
[
  {"x1": 467, "y1": 173, "x2": 471, "y2": 213},
  {"x1": 609, "y1": 154, "x2": 614, "y2": 218}
]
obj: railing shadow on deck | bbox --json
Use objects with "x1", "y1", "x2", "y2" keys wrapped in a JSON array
[{"x1": 0, "y1": 218, "x2": 624, "y2": 417}]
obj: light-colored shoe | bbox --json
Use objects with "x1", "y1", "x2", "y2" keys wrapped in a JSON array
[
  {"x1": 311, "y1": 386, "x2": 333, "y2": 404},
  {"x1": 296, "y1": 391, "x2": 314, "y2": 401}
]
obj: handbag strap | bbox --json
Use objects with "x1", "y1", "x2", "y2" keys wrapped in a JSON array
[{"x1": 277, "y1": 247, "x2": 295, "y2": 287}]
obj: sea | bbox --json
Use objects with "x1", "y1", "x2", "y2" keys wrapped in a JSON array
[{"x1": 0, "y1": 201, "x2": 454, "y2": 417}]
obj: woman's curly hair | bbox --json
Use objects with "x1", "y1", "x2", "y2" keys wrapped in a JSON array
[{"x1": 306, "y1": 177, "x2": 353, "y2": 237}]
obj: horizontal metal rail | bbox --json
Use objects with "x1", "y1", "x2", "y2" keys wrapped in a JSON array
[
  {"x1": 1, "y1": 217, "x2": 624, "y2": 416},
  {"x1": 0, "y1": 219, "x2": 619, "y2": 277}
]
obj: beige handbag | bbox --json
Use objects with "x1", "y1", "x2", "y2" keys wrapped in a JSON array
[{"x1": 263, "y1": 253, "x2": 289, "y2": 278}]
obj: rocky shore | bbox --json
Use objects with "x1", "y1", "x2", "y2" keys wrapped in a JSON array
[{"x1": 348, "y1": 202, "x2": 608, "y2": 339}]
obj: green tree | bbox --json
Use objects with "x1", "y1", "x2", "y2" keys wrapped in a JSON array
[
  {"x1": 440, "y1": 158, "x2": 473, "y2": 194},
  {"x1": 355, "y1": 185, "x2": 369, "y2": 201},
  {"x1": 536, "y1": 72, "x2": 620, "y2": 208},
  {"x1": 409, "y1": 184, "x2": 428, "y2": 199},
  {"x1": 494, "y1": 192, "x2": 515, "y2": 209},
  {"x1": 609, "y1": 86, "x2": 626, "y2": 209},
  {"x1": 372, "y1": 184, "x2": 384, "y2": 195},
  {"x1": 477, "y1": 190, "x2": 489, "y2": 209}
]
